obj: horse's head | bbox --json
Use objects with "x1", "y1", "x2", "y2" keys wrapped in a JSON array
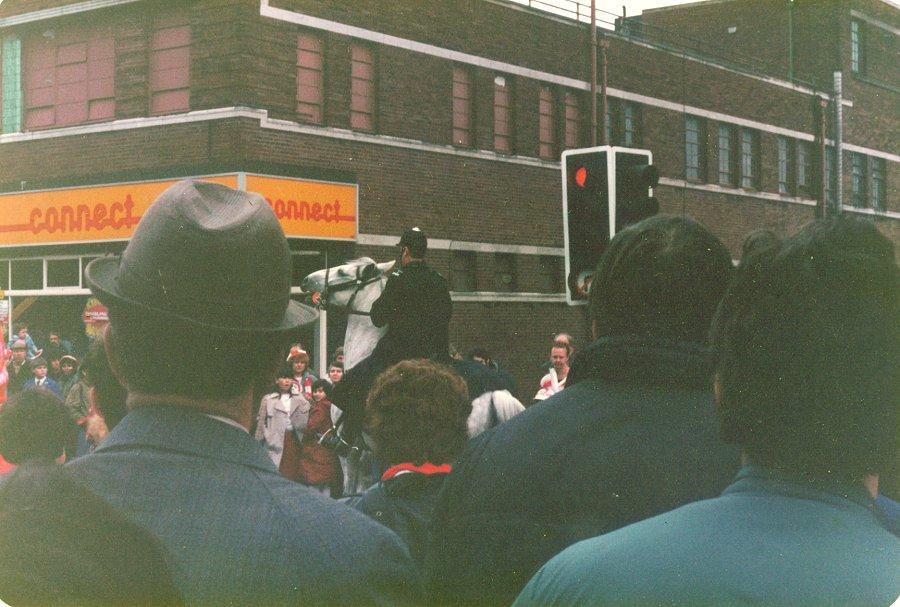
[{"x1": 301, "y1": 257, "x2": 390, "y2": 311}]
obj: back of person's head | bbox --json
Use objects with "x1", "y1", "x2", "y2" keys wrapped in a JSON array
[
  {"x1": 468, "y1": 348, "x2": 492, "y2": 364},
  {"x1": 740, "y1": 228, "x2": 781, "y2": 262},
  {"x1": 366, "y1": 360, "x2": 471, "y2": 466},
  {"x1": 0, "y1": 463, "x2": 182, "y2": 606},
  {"x1": 589, "y1": 215, "x2": 733, "y2": 343},
  {"x1": 0, "y1": 389, "x2": 74, "y2": 465},
  {"x1": 81, "y1": 339, "x2": 128, "y2": 430},
  {"x1": 468, "y1": 390, "x2": 526, "y2": 438},
  {"x1": 711, "y1": 217, "x2": 898, "y2": 485}
]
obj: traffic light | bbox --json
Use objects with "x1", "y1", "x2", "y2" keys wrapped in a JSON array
[{"x1": 561, "y1": 146, "x2": 658, "y2": 304}]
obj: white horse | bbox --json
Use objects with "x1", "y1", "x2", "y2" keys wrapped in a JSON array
[
  {"x1": 301, "y1": 256, "x2": 522, "y2": 496},
  {"x1": 301, "y1": 257, "x2": 393, "y2": 495}
]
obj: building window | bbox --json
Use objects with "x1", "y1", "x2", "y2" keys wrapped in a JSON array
[
  {"x1": 538, "y1": 86, "x2": 555, "y2": 159},
  {"x1": 350, "y1": 45, "x2": 375, "y2": 131},
  {"x1": 46, "y1": 258, "x2": 80, "y2": 288},
  {"x1": 494, "y1": 253, "x2": 517, "y2": 292},
  {"x1": 452, "y1": 67, "x2": 472, "y2": 147},
  {"x1": 740, "y1": 128, "x2": 757, "y2": 189},
  {"x1": 296, "y1": 33, "x2": 324, "y2": 124},
  {"x1": 870, "y1": 157, "x2": 885, "y2": 211},
  {"x1": 824, "y1": 146, "x2": 835, "y2": 206},
  {"x1": 10, "y1": 259, "x2": 42, "y2": 290},
  {"x1": 777, "y1": 136, "x2": 792, "y2": 194},
  {"x1": 493, "y1": 75, "x2": 512, "y2": 153},
  {"x1": 23, "y1": 27, "x2": 115, "y2": 129},
  {"x1": 563, "y1": 91, "x2": 580, "y2": 149},
  {"x1": 450, "y1": 251, "x2": 477, "y2": 292},
  {"x1": 150, "y1": 18, "x2": 190, "y2": 115},
  {"x1": 684, "y1": 116, "x2": 704, "y2": 181},
  {"x1": 621, "y1": 101, "x2": 640, "y2": 147},
  {"x1": 796, "y1": 141, "x2": 811, "y2": 196},
  {"x1": 851, "y1": 20, "x2": 864, "y2": 74},
  {"x1": 851, "y1": 152, "x2": 867, "y2": 207},
  {"x1": 717, "y1": 124, "x2": 734, "y2": 186}
]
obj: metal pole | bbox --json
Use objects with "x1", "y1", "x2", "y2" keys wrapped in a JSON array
[
  {"x1": 590, "y1": 0, "x2": 598, "y2": 146},
  {"x1": 600, "y1": 36, "x2": 609, "y2": 145},
  {"x1": 833, "y1": 71, "x2": 843, "y2": 213},
  {"x1": 818, "y1": 97, "x2": 828, "y2": 218},
  {"x1": 787, "y1": 0, "x2": 794, "y2": 81}
]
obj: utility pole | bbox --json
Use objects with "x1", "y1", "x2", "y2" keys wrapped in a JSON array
[{"x1": 590, "y1": 0, "x2": 598, "y2": 146}]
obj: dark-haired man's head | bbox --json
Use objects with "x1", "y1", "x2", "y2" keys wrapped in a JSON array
[
  {"x1": 0, "y1": 389, "x2": 74, "y2": 464},
  {"x1": 588, "y1": 215, "x2": 733, "y2": 343},
  {"x1": 711, "y1": 217, "x2": 898, "y2": 487},
  {"x1": 327, "y1": 361, "x2": 343, "y2": 384},
  {"x1": 366, "y1": 360, "x2": 471, "y2": 466}
]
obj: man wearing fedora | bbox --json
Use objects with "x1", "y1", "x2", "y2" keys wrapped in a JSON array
[{"x1": 71, "y1": 180, "x2": 421, "y2": 605}]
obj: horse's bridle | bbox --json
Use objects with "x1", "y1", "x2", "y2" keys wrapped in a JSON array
[{"x1": 316, "y1": 263, "x2": 382, "y2": 317}]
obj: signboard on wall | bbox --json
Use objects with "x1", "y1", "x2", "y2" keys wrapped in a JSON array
[{"x1": 0, "y1": 173, "x2": 358, "y2": 246}]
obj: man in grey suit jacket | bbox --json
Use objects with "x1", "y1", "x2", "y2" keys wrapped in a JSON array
[{"x1": 72, "y1": 179, "x2": 421, "y2": 605}]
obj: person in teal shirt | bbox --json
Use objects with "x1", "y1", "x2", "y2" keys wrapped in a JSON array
[{"x1": 516, "y1": 217, "x2": 900, "y2": 606}]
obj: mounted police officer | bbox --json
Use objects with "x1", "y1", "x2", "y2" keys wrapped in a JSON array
[
  {"x1": 369, "y1": 227, "x2": 452, "y2": 367},
  {"x1": 330, "y1": 227, "x2": 452, "y2": 493}
]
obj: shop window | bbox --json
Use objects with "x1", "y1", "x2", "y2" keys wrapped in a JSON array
[
  {"x1": 684, "y1": 116, "x2": 705, "y2": 182},
  {"x1": 493, "y1": 75, "x2": 512, "y2": 153},
  {"x1": 23, "y1": 27, "x2": 115, "y2": 129},
  {"x1": 10, "y1": 259, "x2": 42, "y2": 290},
  {"x1": 296, "y1": 32, "x2": 324, "y2": 124},
  {"x1": 452, "y1": 67, "x2": 472, "y2": 147},
  {"x1": 563, "y1": 91, "x2": 580, "y2": 149},
  {"x1": 717, "y1": 124, "x2": 735, "y2": 186},
  {"x1": 0, "y1": 260, "x2": 9, "y2": 290},
  {"x1": 291, "y1": 252, "x2": 321, "y2": 287},
  {"x1": 870, "y1": 157, "x2": 885, "y2": 211},
  {"x1": 538, "y1": 255, "x2": 562, "y2": 293},
  {"x1": 350, "y1": 45, "x2": 375, "y2": 131},
  {"x1": 46, "y1": 258, "x2": 80, "y2": 287},
  {"x1": 538, "y1": 86, "x2": 555, "y2": 160},
  {"x1": 493, "y1": 253, "x2": 517, "y2": 292},
  {"x1": 796, "y1": 140, "x2": 811, "y2": 197},
  {"x1": 150, "y1": 17, "x2": 191, "y2": 115},
  {"x1": 450, "y1": 250, "x2": 476, "y2": 292},
  {"x1": 739, "y1": 128, "x2": 758, "y2": 189},
  {"x1": 851, "y1": 152, "x2": 866, "y2": 207}
]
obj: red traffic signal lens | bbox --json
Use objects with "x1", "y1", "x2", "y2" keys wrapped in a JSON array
[{"x1": 575, "y1": 166, "x2": 587, "y2": 188}]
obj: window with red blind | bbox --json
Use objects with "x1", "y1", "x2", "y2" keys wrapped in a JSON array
[
  {"x1": 150, "y1": 19, "x2": 190, "y2": 115},
  {"x1": 452, "y1": 67, "x2": 471, "y2": 147},
  {"x1": 564, "y1": 91, "x2": 580, "y2": 149},
  {"x1": 23, "y1": 28, "x2": 115, "y2": 130},
  {"x1": 350, "y1": 45, "x2": 374, "y2": 131},
  {"x1": 296, "y1": 33, "x2": 324, "y2": 124},
  {"x1": 493, "y1": 75, "x2": 511, "y2": 153},
  {"x1": 539, "y1": 86, "x2": 555, "y2": 159}
]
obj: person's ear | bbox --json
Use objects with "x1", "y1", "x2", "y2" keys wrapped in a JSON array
[{"x1": 102, "y1": 323, "x2": 128, "y2": 389}]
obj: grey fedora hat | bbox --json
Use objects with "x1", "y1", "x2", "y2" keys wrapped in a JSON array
[{"x1": 85, "y1": 179, "x2": 317, "y2": 335}]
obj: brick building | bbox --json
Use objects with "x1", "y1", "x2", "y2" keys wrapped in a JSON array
[{"x1": 0, "y1": 0, "x2": 896, "y2": 397}]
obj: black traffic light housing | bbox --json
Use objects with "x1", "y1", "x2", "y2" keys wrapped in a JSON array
[{"x1": 562, "y1": 146, "x2": 658, "y2": 304}]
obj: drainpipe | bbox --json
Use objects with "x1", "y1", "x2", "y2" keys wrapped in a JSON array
[
  {"x1": 787, "y1": 0, "x2": 795, "y2": 81},
  {"x1": 833, "y1": 71, "x2": 843, "y2": 213},
  {"x1": 818, "y1": 97, "x2": 828, "y2": 218}
]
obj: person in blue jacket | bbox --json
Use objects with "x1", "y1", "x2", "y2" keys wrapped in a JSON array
[{"x1": 515, "y1": 216, "x2": 900, "y2": 606}]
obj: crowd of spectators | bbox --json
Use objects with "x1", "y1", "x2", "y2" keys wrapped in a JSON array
[{"x1": 0, "y1": 178, "x2": 896, "y2": 606}]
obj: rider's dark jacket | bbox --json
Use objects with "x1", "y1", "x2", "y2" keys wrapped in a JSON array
[{"x1": 369, "y1": 260, "x2": 452, "y2": 365}]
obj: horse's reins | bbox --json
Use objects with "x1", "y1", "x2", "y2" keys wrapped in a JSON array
[{"x1": 316, "y1": 264, "x2": 382, "y2": 317}]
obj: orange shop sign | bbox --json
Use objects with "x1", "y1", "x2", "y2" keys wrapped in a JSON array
[{"x1": 0, "y1": 173, "x2": 358, "y2": 247}]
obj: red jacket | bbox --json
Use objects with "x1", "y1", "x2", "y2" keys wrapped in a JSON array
[{"x1": 279, "y1": 398, "x2": 338, "y2": 486}]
